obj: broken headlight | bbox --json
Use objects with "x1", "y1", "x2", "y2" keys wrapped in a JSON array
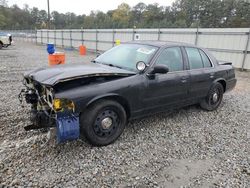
[{"x1": 53, "y1": 98, "x2": 75, "y2": 112}]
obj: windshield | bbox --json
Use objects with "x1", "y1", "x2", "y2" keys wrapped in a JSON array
[{"x1": 95, "y1": 44, "x2": 158, "y2": 71}]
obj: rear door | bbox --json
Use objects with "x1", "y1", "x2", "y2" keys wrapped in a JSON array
[
  {"x1": 184, "y1": 47, "x2": 216, "y2": 99},
  {"x1": 142, "y1": 46, "x2": 190, "y2": 111}
]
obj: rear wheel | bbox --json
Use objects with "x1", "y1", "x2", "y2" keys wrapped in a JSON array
[
  {"x1": 80, "y1": 100, "x2": 127, "y2": 146},
  {"x1": 200, "y1": 82, "x2": 224, "y2": 111}
]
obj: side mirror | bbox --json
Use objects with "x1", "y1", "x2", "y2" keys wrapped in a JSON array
[
  {"x1": 136, "y1": 61, "x2": 147, "y2": 73},
  {"x1": 148, "y1": 64, "x2": 169, "y2": 75},
  {"x1": 96, "y1": 52, "x2": 101, "y2": 57}
]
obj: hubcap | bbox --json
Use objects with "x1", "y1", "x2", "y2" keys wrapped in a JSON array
[
  {"x1": 93, "y1": 109, "x2": 119, "y2": 138},
  {"x1": 101, "y1": 117, "x2": 113, "y2": 129},
  {"x1": 212, "y1": 92, "x2": 218, "y2": 103}
]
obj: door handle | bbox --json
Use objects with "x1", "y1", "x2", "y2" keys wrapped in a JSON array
[
  {"x1": 181, "y1": 77, "x2": 188, "y2": 83},
  {"x1": 210, "y1": 73, "x2": 215, "y2": 79}
]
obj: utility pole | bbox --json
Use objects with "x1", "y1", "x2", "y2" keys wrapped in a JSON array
[{"x1": 47, "y1": 0, "x2": 50, "y2": 29}]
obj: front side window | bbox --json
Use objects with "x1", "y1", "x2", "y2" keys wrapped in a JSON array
[
  {"x1": 185, "y1": 47, "x2": 203, "y2": 69},
  {"x1": 155, "y1": 47, "x2": 184, "y2": 72},
  {"x1": 95, "y1": 44, "x2": 158, "y2": 72}
]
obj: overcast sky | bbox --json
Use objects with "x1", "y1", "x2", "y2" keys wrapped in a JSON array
[{"x1": 7, "y1": 0, "x2": 175, "y2": 15}]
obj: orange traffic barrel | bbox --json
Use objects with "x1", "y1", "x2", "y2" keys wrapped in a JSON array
[
  {"x1": 79, "y1": 45, "x2": 86, "y2": 55},
  {"x1": 48, "y1": 52, "x2": 65, "y2": 66}
]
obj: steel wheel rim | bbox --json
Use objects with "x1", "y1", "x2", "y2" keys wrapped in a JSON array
[
  {"x1": 208, "y1": 88, "x2": 221, "y2": 106},
  {"x1": 93, "y1": 109, "x2": 119, "y2": 138}
]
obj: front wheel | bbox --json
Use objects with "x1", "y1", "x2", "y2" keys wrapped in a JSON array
[
  {"x1": 80, "y1": 100, "x2": 127, "y2": 146},
  {"x1": 200, "y1": 82, "x2": 224, "y2": 111}
]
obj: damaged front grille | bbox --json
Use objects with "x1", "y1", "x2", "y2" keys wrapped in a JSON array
[
  {"x1": 23, "y1": 77, "x2": 54, "y2": 108},
  {"x1": 44, "y1": 86, "x2": 54, "y2": 108},
  {"x1": 19, "y1": 78, "x2": 57, "y2": 131}
]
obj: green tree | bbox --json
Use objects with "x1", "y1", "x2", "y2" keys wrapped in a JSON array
[
  {"x1": 0, "y1": 13, "x2": 7, "y2": 27},
  {"x1": 143, "y1": 3, "x2": 164, "y2": 28},
  {"x1": 0, "y1": 0, "x2": 250, "y2": 30},
  {"x1": 131, "y1": 2, "x2": 147, "y2": 27},
  {"x1": 38, "y1": 10, "x2": 48, "y2": 28},
  {"x1": 112, "y1": 3, "x2": 131, "y2": 28}
]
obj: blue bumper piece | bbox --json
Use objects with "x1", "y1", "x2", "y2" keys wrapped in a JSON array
[{"x1": 56, "y1": 114, "x2": 80, "y2": 143}]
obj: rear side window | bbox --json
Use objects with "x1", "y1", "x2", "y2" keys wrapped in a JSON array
[
  {"x1": 185, "y1": 47, "x2": 203, "y2": 69},
  {"x1": 155, "y1": 47, "x2": 184, "y2": 72},
  {"x1": 199, "y1": 50, "x2": 212, "y2": 68}
]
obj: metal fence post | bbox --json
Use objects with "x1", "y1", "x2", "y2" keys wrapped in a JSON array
[
  {"x1": 81, "y1": 29, "x2": 84, "y2": 46},
  {"x1": 35, "y1": 30, "x2": 38, "y2": 45},
  {"x1": 70, "y1": 29, "x2": 72, "y2": 48},
  {"x1": 62, "y1": 30, "x2": 64, "y2": 47},
  {"x1": 112, "y1": 29, "x2": 115, "y2": 47},
  {"x1": 41, "y1": 30, "x2": 43, "y2": 45},
  {"x1": 132, "y1": 28, "x2": 135, "y2": 41},
  {"x1": 96, "y1": 29, "x2": 98, "y2": 53},
  {"x1": 54, "y1": 30, "x2": 56, "y2": 46},
  {"x1": 29, "y1": 30, "x2": 31, "y2": 42},
  {"x1": 195, "y1": 27, "x2": 199, "y2": 45},
  {"x1": 242, "y1": 28, "x2": 250, "y2": 71},
  {"x1": 158, "y1": 28, "x2": 161, "y2": 41},
  {"x1": 47, "y1": 29, "x2": 49, "y2": 43}
]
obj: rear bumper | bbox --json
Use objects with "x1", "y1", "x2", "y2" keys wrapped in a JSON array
[
  {"x1": 226, "y1": 78, "x2": 237, "y2": 92},
  {"x1": 4, "y1": 36, "x2": 12, "y2": 47},
  {"x1": 3, "y1": 44, "x2": 11, "y2": 47}
]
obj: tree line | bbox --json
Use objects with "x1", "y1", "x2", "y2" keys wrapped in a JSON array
[{"x1": 0, "y1": 0, "x2": 249, "y2": 30}]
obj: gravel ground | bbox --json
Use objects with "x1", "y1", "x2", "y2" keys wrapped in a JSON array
[{"x1": 0, "y1": 41, "x2": 250, "y2": 187}]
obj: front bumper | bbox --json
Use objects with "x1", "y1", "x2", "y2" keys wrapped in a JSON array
[
  {"x1": 19, "y1": 88, "x2": 80, "y2": 143},
  {"x1": 25, "y1": 109, "x2": 80, "y2": 143},
  {"x1": 56, "y1": 112, "x2": 80, "y2": 143}
]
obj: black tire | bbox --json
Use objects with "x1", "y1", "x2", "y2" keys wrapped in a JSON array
[
  {"x1": 80, "y1": 100, "x2": 127, "y2": 146},
  {"x1": 0, "y1": 42, "x2": 3, "y2": 49},
  {"x1": 200, "y1": 82, "x2": 224, "y2": 111}
]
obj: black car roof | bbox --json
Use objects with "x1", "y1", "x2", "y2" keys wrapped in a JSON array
[{"x1": 126, "y1": 40, "x2": 197, "y2": 48}]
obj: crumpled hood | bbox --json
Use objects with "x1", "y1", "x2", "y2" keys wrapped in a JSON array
[{"x1": 24, "y1": 63, "x2": 135, "y2": 86}]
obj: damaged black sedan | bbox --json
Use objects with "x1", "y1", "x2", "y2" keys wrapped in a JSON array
[{"x1": 19, "y1": 41, "x2": 236, "y2": 146}]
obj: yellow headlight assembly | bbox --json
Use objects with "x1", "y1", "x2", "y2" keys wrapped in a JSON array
[{"x1": 53, "y1": 98, "x2": 75, "y2": 112}]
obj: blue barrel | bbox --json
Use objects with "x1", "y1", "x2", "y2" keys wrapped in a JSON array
[{"x1": 47, "y1": 43, "x2": 55, "y2": 54}]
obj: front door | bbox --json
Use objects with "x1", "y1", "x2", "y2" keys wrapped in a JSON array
[{"x1": 142, "y1": 46, "x2": 190, "y2": 113}]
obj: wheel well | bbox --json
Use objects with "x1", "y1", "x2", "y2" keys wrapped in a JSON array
[
  {"x1": 0, "y1": 40, "x2": 3, "y2": 45},
  {"x1": 86, "y1": 96, "x2": 131, "y2": 119},
  {"x1": 218, "y1": 80, "x2": 226, "y2": 92}
]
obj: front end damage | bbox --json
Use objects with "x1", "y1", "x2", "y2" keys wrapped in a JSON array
[
  {"x1": 19, "y1": 77, "x2": 80, "y2": 143},
  {"x1": 19, "y1": 63, "x2": 135, "y2": 143}
]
